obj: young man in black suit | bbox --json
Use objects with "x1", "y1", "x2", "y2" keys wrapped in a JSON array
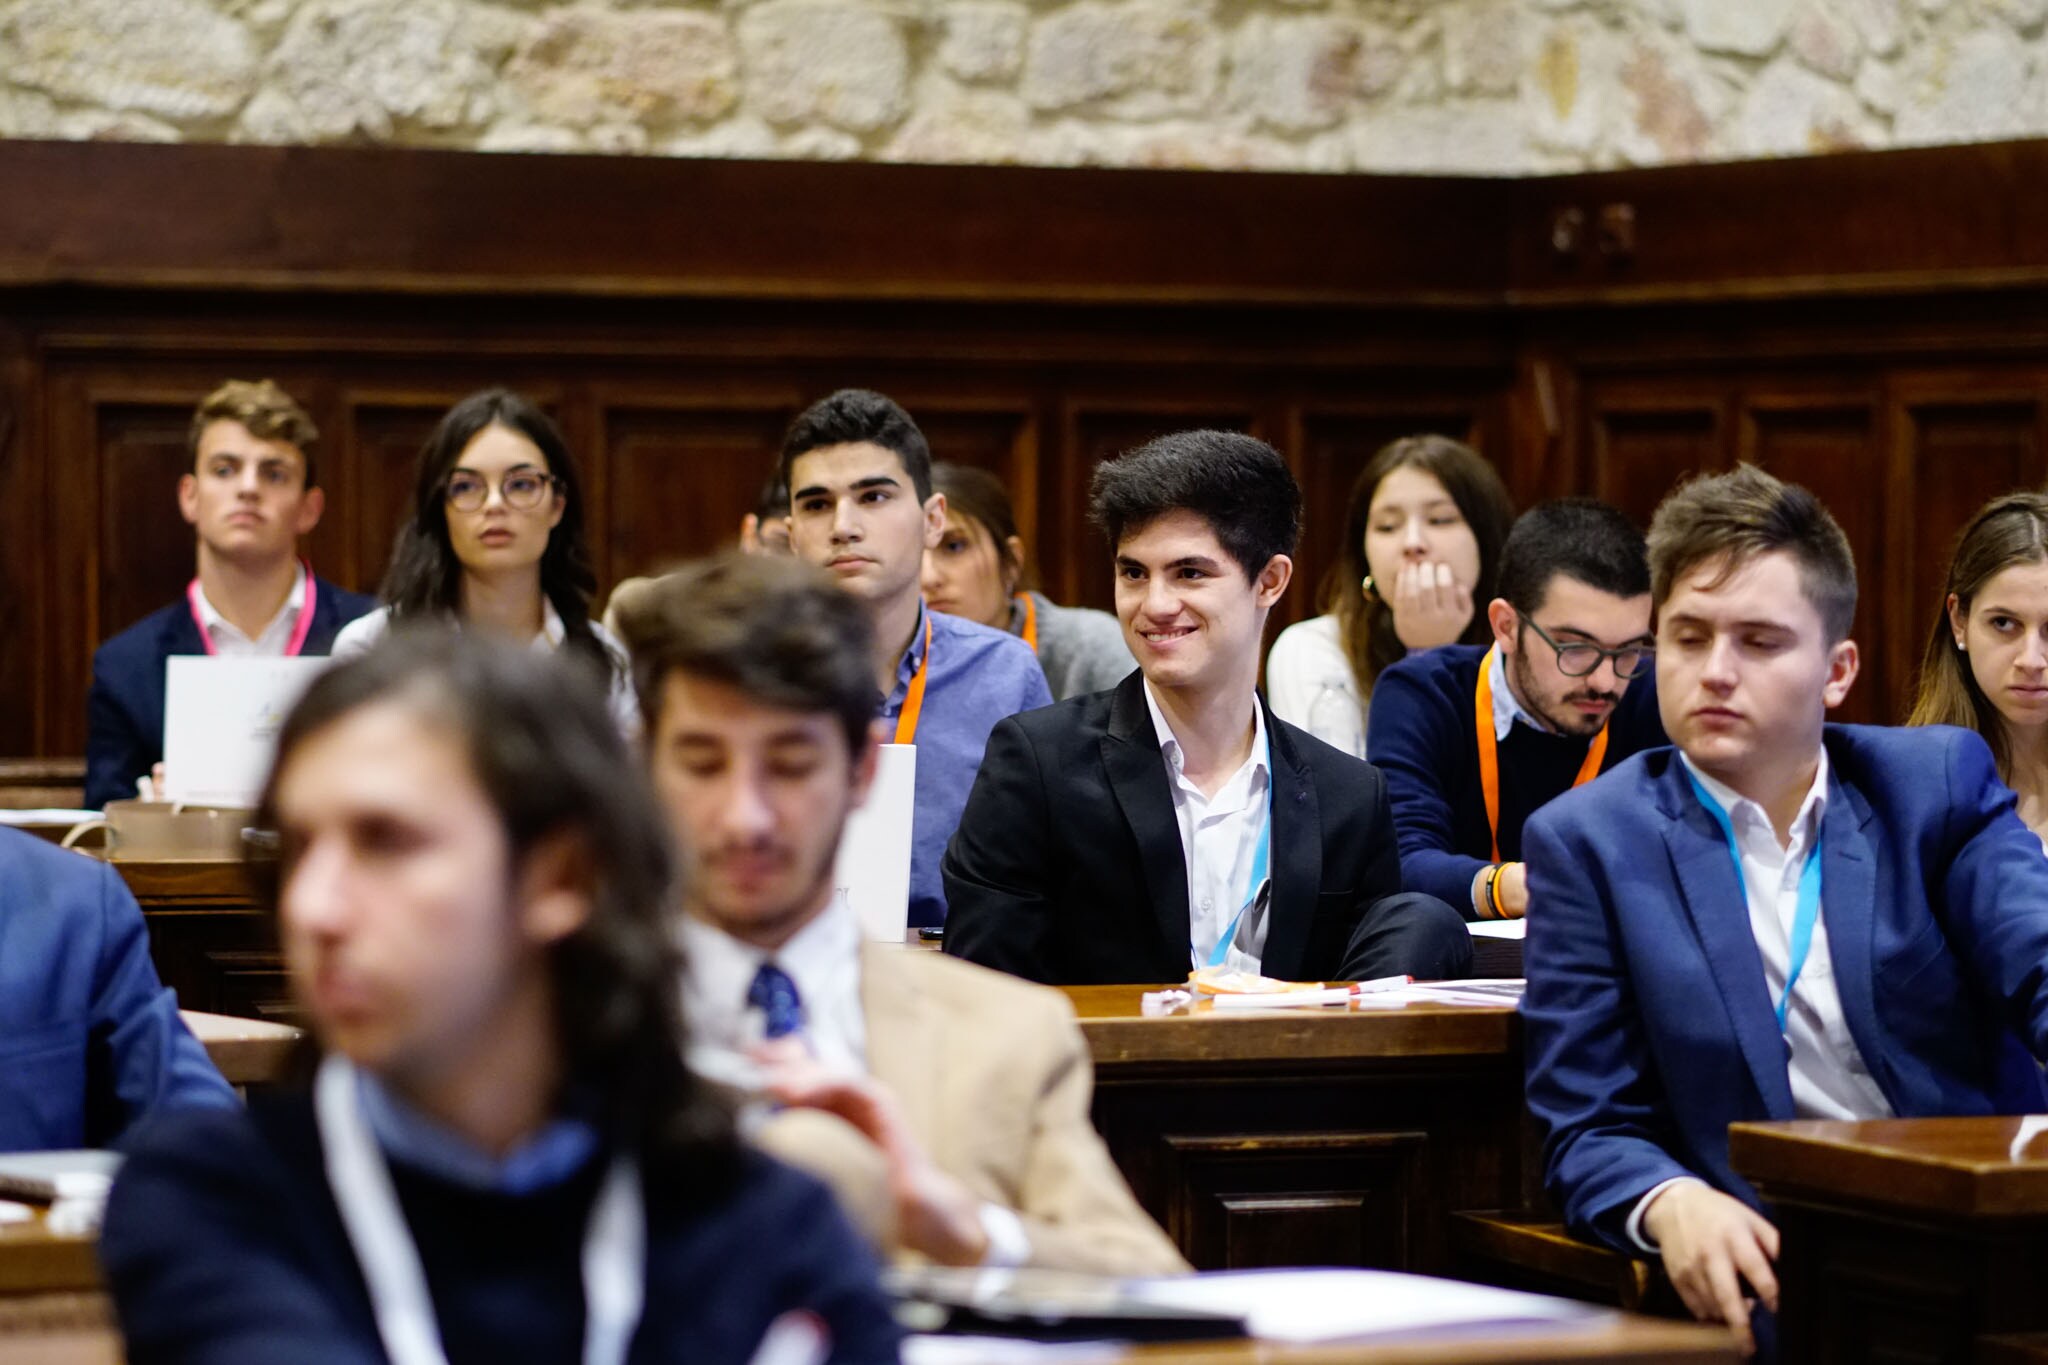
[{"x1": 942, "y1": 429, "x2": 1470, "y2": 986}]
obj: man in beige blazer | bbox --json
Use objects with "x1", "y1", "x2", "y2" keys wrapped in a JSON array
[{"x1": 627, "y1": 550, "x2": 1186, "y2": 1275}]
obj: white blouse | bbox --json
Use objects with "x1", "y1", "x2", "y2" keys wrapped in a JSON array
[{"x1": 1265, "y1": 614, "x2": 1366, "y2": 758}]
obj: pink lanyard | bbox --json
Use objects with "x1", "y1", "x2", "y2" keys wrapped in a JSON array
[{"x1": 187, "y1": 560, "x2": 317, "y2": 657}]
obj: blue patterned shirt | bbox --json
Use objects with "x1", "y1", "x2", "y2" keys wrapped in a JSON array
[{"x1": 885, "y1": 602, "x2": 1053, "y2": 927}]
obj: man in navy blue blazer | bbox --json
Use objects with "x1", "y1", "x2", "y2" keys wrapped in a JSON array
[
  {"x1": 1524, "y1": 465, "x2": 2048, "y2": 1358},
  {"x1": 0, "y1": 828, "x2": 235, "y2": 1152},
  {"x1": 85, "y1": 380, "x2": 374, "y2": 808}
]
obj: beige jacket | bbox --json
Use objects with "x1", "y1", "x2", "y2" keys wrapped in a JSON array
[{"x1": 755, "y1": 943, "x2": 1187, "y2": 1276}]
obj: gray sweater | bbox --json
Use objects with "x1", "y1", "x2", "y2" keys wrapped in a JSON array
[{"x1": 1011, "y1": 591, "x2": 1136, "y2": 701}]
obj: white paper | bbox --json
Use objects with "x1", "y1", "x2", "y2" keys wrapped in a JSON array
[
  {"x1": 163, "y1": 657, "x2": 329, "y2": 806},
  {"x1": 833, "y1": 743, "x2": 916, "y2": 942},
  {"x1": 1127, "y1": 1268, "x2": 1590, "y2": 1344},
  {"x1": 1469, "y1": 919, "x2": 1527, "y2": 940}
]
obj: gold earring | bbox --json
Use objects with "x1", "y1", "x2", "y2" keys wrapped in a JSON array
[{"x1": 1361, "y1": 575, "x2": 1377, "y2": 601}]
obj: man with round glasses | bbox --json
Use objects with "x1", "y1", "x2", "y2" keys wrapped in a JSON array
[{"x1": 1367, "y1": 498, "x2": 1666, "y2": 920}]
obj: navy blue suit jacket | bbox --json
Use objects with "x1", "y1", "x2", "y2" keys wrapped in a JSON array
[
  {"x1": 0, "y1": 828, "x2": 236, "y2": 1153},
  {"x1": 1523, "y1": 725, "x2": 2048, "y2": 1251},
  {"x1": 85, "y1": 578, "x2": 376, "y2": 808}
]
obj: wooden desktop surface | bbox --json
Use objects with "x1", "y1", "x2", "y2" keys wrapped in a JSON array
[
  {"x1": 1064, "y1": 985, "x2": 1518, "y2": 1067},
  {"x1": 1730, "y1": 1115, "x2": 2048, "y2": 1217}
]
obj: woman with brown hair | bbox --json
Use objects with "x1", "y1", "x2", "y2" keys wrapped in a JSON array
[
  {"x1": 1909, "y1": 490, "x2": 2048, "y2": 846},
  {"x1": 920, "y1": 462, "x2": 1135, "y2": 700},
  {"x1": 1265, "y1": 435, "x2": 1515, "y2": 757}
]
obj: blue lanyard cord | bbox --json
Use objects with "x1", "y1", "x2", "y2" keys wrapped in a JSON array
[
  {"x1": 1196, "y1": 775, "x2": 1275, "y2": 971},
  {"x1": 1685, "y1": 770, "x2": 1823, "y2": 1033}
]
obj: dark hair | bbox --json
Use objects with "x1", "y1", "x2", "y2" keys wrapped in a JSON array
[
  {"x1": 1497, "y1": 498, "x2": 1651, "y2": 617},
  {"x1": 190, "y1": 378, "x2": 320, "y2": 488},
  {"x1": 1908, "y1": 491, "x2": 2048, "y2": 771},
  {"x1": 1087, "y1": 429, "x2": 1301, "y2": 580},
  {"x1": 254, "y1": 628, "x2": 734, "y2": 1169},
  {"x1": 380, "y1": 389, "x2": 613, "y2": 682},
  {"x1": 623, "y1": 552, "x2": 879, "y2": 757},
  {"x1": 931, "y1": 462, "x2": 1026, "y2": 593},
  {"x1": 1329, "y1": 435, "x2": 1515, "y2": 699},
  {"x1": 779, "y1": 389, "x2": 933, "y2": 502},
  {"x1": 1647, "y1": 464, "x2": 1857, "y2": 642},
  {"x1": 755, "y1": 470, "x2": 792, "y2": 521}
]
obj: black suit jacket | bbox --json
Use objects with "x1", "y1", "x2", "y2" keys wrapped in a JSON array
[
  {"x1": 942, "y1": 671, "x2": 1406, "y2": 985},
  {"x1": 84, "y1": 578, "x2": 377, "y2": 808}
]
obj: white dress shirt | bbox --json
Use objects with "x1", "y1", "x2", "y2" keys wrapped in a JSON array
[
  {"x1": 190, "y1": 563, "x2": 308, "y2": 657},
  {"x1": 676, "y1": 893, "x2": 1032, "y2": 1266},
  {"x1": 1144, "y1": 682, "x2": 1273, "y2": 974},
  {"x1": 678, "y1": 890, "x2": 868, "y2": 1086},
  {"x1": 331, "y1": 599, "x2": 640, "y2": 738},
  {"x1": 1627, "y1": 747, "x2": 1893, "y2": 1251}
]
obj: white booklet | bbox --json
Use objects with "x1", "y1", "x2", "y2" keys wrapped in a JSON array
[
  {"x1": 832, "y1": 742, "x2": 917, "y2": 942},
  {"x1": 163, "y1": 656, "x2": 329, "y2": 806}
]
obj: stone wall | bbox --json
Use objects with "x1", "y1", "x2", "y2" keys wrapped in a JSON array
[{"x1": 1, "y1": 0, "x2": 2043, "y2": 175}]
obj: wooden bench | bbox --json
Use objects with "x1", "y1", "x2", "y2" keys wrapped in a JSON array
[{"x1": 1449, "y1": 1211, "x2": 1679, "y2": 1316}]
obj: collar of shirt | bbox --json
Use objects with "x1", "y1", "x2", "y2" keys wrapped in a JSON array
[
  {"x1": 194, "y1": 562, "x2": 307, "y2": 652},
  {"x1": 1142, "y1": 680, "x2": 1271, "y2": 810},
  {"x1": 1680, "y1": 746, "x2": 1830, "y2": 862},
  {"x1": 534, "y1": 596, "x2": 567, "y2": 651},
  {"x1": 1489, "y1": 643, "x2": 1556, "y2": 741},
  {"x1": 678, "y1": 890, "x2": 867, "y2": 1080},
  {"x1": 354, "y1": 1069, "x2": 601, "y2": 1196},
  {"x1": 881, "y1": 598, "x2": 932, "y2": 715}
]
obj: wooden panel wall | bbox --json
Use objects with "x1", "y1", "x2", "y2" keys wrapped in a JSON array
[{"x1": 8, "y1": 138, "x2": 2048, "y2": 751}]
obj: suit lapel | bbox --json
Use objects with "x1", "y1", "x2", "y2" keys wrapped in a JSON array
[
  {"x1": 1102, "y1": 675, "x2": 1193, "y2": 963},
  {"x1": 859, "y1": 944, "x2": 942, "y2": 1153},
  {"x1": 1662, "y1": 773, "x2": 1797, "y2": 1119},
  {"x1": 1261, "y1": 706, "x2": 1319, "y2": 980},
  {"x1": 1819, "y1": 767, "x2": 1889, "y2": 1104}
]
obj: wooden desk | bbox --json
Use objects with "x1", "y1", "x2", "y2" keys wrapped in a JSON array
[
  {"x1": 110, "y1": 858, "x2": 288, "y2": 1020},
  {"x1": 1731, "y1": 1117, "x2": 2048, "y2": 1364},
  {"x1": 1067, "y1": 987, "x2": 1531, "y2": 1276},
  {"x1": 1102, "y1": 1315, "x2": 1735, "y2": 1363},
  {"x1": 182, "y1": 1010, "x2": 301, "y2": 1087}
]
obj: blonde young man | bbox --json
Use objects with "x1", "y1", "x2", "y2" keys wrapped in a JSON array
[
  {"x1": 84, "y1": 380, "x2": 374, "y2": 807},
  {"x1": 627, "y1": 552, "x2": 1186, "y2": 1275}
]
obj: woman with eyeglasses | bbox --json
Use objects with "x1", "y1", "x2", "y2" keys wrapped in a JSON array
[{"x1": 332, "y1": 388, "x2": 637, "y2": 734}]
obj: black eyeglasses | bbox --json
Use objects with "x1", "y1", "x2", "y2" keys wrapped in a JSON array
[
  {"x1": 444, "y1": 469, "x2": 558, "y2": 513},
  {"x1": 1522, "y1": 617, "x2": 1655, "y2": 679}
]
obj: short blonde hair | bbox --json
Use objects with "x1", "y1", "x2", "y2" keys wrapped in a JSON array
[{"x1": 188, "y1": 380, "x2": 319, "y2": 487}]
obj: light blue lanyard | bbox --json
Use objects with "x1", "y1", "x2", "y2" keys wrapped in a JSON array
[
  {"x1": 1685, "y1": 770, "x2": 1823, "y2": 1033},
  {"x1": 1197, "y1": 777, "x2": 1274, "y2": 971}
]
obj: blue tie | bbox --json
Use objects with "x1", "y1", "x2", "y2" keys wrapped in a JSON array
[{"x1": 747, "y1": 962, "x2": 806, "y2": 1040}]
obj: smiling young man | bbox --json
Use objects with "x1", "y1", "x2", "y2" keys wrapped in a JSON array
[
  {"x1": 1366, "y1": 499, "x2": 1666, "y2": 919},
  {"x1": 1522, "y1": 466, "x2": 2048, "y2": 1360},
  {"x1": 780, "y1": 390, "x2": 1051, "y2": 929},
  {"x1": 85, "y1": 380, "x2": 375, "y2": 808},
  {"x1": 629, "y1": 552, "x2": 1186, "y2": 1275},
  {"x1": 942, "y1": 429, "x2": 1470, "y2": 986}
]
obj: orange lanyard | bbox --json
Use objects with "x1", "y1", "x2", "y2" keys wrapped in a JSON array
[
  {"x1": 893, "y1": 613, "x2": 933, "y2": 745},
  {"x1": 1474, "y1": 645, "x2": 1608, "y2": 862},
  {"x1": 1015, "y1": 592, "x2": 1038, "y2": 654}
]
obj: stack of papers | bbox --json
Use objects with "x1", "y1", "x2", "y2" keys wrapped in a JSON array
[{"x1": 1129, "y1": 1268, "x2": 1591, "y2": 1343}]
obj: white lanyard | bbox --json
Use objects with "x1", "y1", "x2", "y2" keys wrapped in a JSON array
[{"x1": 314, "y1": 1055, "x2": 645, "y2": 1365}]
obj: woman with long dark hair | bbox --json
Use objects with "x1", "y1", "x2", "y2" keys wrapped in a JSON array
[
  {"x1": 1266, "y1": 435, "x2": 1514, "y2": 757},
  {"x1": 1909, "y1": 491, "x2": 2048, "y2": 846},
  {"x1": 333, "y1": 388, "x2": 636, "y2": 733},
  {"x1": 101, "y1": 631, "x2": 901, "y2": 1364}
]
